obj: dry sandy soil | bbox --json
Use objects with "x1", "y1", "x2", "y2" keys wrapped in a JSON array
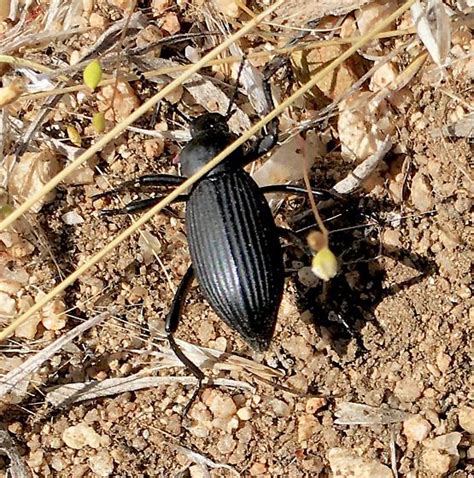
[{"x1": 0, "y1": 0, "x2": 472, "y2": 477}]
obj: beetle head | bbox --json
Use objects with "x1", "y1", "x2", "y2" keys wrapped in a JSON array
[
  {"x1": 180, "y1": 111, "x2": 240, "y2": 177},
  {"x1": 190, "y1": 112, "x2": 230, "y2": 138}
]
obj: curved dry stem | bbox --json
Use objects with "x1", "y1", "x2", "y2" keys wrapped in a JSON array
[
  {"x1": 0, "y1": 0, "x2": 285, "y2": 233},
  {"x1": 0, "y1": 0, "x2": 417, "y2": 342},
  {"x1": 19, "y1": 27, "x2": 417, "y2": 102}
]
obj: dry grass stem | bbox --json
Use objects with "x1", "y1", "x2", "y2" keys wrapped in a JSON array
[
  {"x1": 335, "y1": 402, "x2": 410, "y2": 426},
  {"x1": 0, "y1": 311, "x2": 111, "y2": 400},
  {"x1": 0, "y1": 0, "x2": 285, "y2": 232},
  {"x1": 0, "y1": 0, "x2": 417, "y2": 342},
  {"x1": 46, "y1": 375, "x2": 254, "y2": 408},
  {"x1": 0, "y1": 426, "x2": 30, "y2": 478},
  {"x1": 332, "y1": 137, "x2": 392, "y2": 194}
]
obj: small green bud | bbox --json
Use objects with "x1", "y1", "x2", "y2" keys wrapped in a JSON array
[
  {"x1": 83, "y1": 59, "x2": 102, "y2": 91},
  {"x1": 66, "y1": 125, "x2": 82, "y2": 147},
  {"x1": 92, "y1": 111, "x2": 106, "y2": 133},
  {"x1": 311, "y1": 247, "x2": 338, "y2": 282}
]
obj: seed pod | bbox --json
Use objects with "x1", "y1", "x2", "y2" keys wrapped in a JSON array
[
  {"x1": 311, "y1": 247, "x2": 338, "y2": 282},
  {"x1": 83, "y1": 59, "x2": 102, "y2": 91}
]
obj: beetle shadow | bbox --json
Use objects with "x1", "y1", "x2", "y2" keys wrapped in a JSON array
[{"x1": 284, "y1": 193, "x2": 438, "y2": 368}]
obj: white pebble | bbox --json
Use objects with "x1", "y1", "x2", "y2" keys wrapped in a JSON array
[
  {"x1": 269, "y1": 398, "x2": 290, "y2": 417},
  {"x1": 403, "y1": 415, "x2": 432, "y2": 442},
  {"x1": 89, "y1": 450, "x2": 114, "y2": 477},
  {"x1": 422, "y1": 449, "x2": 451, "y2": 475},
  {"x1": 41, "y1": 297, "x2": 67, "y2": 331},
  {"x1": 458, "y1": 406, "x2": 474, "y2": 434},
  {"x1": 203, "y1": 389, "x2": 236, "y2": 419},
  {"x1": 62, "y1": 211, "x2": 84, "y2": 225},
  {"x1": 0, "y1": 291, "x2": 16, "y2": 317},
  {"x1": 425, "y1": 432, "x2": 462, "y2": 456},
  {"x1": 237, "y1": 407, "x2": 252, "y2": 421},
  {"x1": 328, "y1": 447, "x2": 393, "y2": 477},
  {"x1": 394, "y1": 376, "x2": 424, "y2": 403},
  {"x1": 216, "y1": 435, "x2": 236, "y2": 454},
  {"x1": 62, "y1": 423, "x2": 102, "y2": 449}
]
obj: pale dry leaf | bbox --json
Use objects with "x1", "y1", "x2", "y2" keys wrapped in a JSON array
[
  {"x1": 133, "y1": 57, "x2": 251, "y2": 135},
  {"x1": 149, "y1": 337, "x2": 283, "y2": 380},
  {"x1": 334, "y1": 401, "x2": 409, "y2": 425},
  {"x1": 274, "y1": 0, "x2": 372, "y2": 28},
  {"x1": 0, "y1": 311, "x2": 110, "y2": 401},
  {"x1": 46, "y1": 375, "x2": 254, "y2": 407},
  {"x1": 411, "y1": 0, "x2": 451, "y2": 67},
  {"x1": 431, "y1": 112, "x2": 474, "y2": 138},
  {"x1": 173, "y1": 444, "x2": 239, "y2": 476},
  {"x1": 332, "y1": 136, "x2": 392, "y2": 194}
]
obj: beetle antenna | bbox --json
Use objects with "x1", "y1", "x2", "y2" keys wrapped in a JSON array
[
  {"x1": 225, "y1": 56, "x2": 246, "y2": 120},
  {"x1": 164, "y1": 100, "x2": 192, "y2": 124}
]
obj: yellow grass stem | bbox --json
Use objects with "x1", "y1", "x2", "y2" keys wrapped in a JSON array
[
  {"x1": 0, "y1": 0, "x2": 416, "y2": 342},
  {"x1": 0, "y1": 0, "x2": 285, "y2": 233},
  {"x1": 19, "y1": 27, "x2": 417, "y2": 102}
]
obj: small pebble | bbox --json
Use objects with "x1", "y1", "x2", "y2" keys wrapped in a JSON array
[
  {"x1": 436, "y1": 352, "x2": 451, "y2": 373},
  {"x1": 189, "y1": 425, "x2": 209, "y2": 438},
  {"x1": 422, "y1": 449, "x2": 451, "y2": 475},
  {"x1": 403, "y1": 415, "x2": 432, "y2": 442},
  {"x1": 151, "y1": 0, "x2": 170, "y2": 14},
  {"x1": 283, "y1": 335, "x2": 312, "y2": 360},
  {"x1": 62, "y1": 423, "x2": 102, "y2": 449},
  {"x1": 41, "y1": 297, "x2": 67, "y2": 331},
  {"x1": 297, "y1": 414, "x2": 320, "y2": 443},
  {"x1": 213, "y1": 0, "x2": 244, "y2": 18},
  {"x1": 214, "y1": 336, "x2": 227, "y2": 351},
  {"x1": 458, "y1": 406, "x2": 474, "y2": 433},
  {"x1": 216, "y1": 435, "x2": 236, "y2": 454},
  {"x1": 62, "y1": 211, "x2": 84, "y2": 225},
  {"x1": 467, "y1": 446, "x2": 474, "y2": 460},
  {"x1": 370, "y1": 61, "x2": 398, "y2": 92},
  {"x1": 411, "y1": 171, "x2": 434, "y2": 212},
  {"x1": 189, "y1": 465, "x2": 206, "y2": 478},
  {"x1": 8, "y1": 150, "x2": 61, "y2": 213},
  {"x1": 27, "y1": 450, "x2": 44, "y2": 468},
  {"x1": 249, "y1": 462, "x2": 267, "y2": 476},
  {"x1": 382, "y1": 229, "x2": 402, "y2": 249},
  {"x1": 394, "y1": 376, "x2": 424, "y2": 403},
  {"x1": 160, "y1": 12, "x2": 180, "y2": 35},
  {"x1": 328, "y1": 447, "x2": 393, "y2": 478},
  {"x1": 50, "y1": 455, "x2": 65, "y2": 471},
  {"x1": 306, "y1": 397, "x2": 327, "y2": 414},
  {"x1": 269, "y1": 398, "x2": 290, "y2": 417},
  {"x1": 425, "y1": 432, "x2": 462, "y2": 456},
  {"x1": 202, "y1": 389, "x2": 236, "y2": 419},
  {"x1": 89, "y1": 450, "x2": 114, "y2": 477},
  {"x1": 0, "y1": 291, "x2": 16, "y2": 317},
  {"x1": 298, "y1": 266, "x2": 319, "y2": 288},
  {"x1": 237, "y1": 407, "x2": 252, "y2": 421}
]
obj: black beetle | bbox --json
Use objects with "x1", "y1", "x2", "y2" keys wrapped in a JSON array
[{"x1": 94, "y1": 62, "x2": 331, "y2": 395}]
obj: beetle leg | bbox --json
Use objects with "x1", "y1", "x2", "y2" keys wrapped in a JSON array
[
  {"x1": 92, "y1": 174, "x2": 188, "y2": 200},
  {"x1": 99, "y1": 194, "x2": 189, "y2": 216},
  {"x1": 165, "y1": 265, "x2": 206, "y2": 414},
  {"x1": 259, "y1": 184, "x2": 342, "y2": 201}
]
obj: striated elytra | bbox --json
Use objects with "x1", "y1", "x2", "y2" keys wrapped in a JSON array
[{"x1": 181, "y1": 112, "x2": 285, "y2": 351}]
